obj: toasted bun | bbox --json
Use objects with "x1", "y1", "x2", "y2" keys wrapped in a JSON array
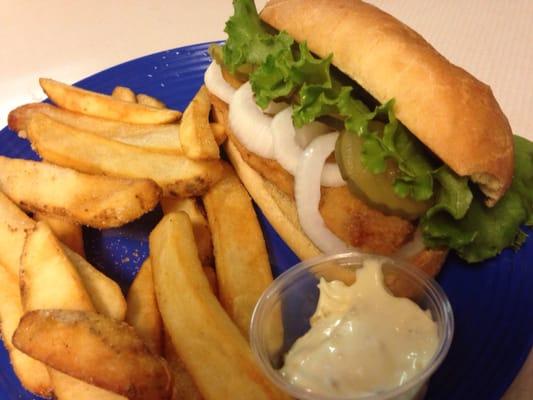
[{"x1": 261, "y1": 0, "x2": 514, "y2": 204}]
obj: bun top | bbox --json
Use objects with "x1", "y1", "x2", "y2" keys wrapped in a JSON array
[{"x1": 261, "y1": 0, "x2": 514, "y2": 204}]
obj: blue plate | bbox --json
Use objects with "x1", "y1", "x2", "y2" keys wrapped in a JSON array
[{"x1": 0, "y1": 42, "x2": 531, "y2": 400}]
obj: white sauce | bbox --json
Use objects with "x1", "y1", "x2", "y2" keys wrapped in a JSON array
[{"x1": 280, "y1": 258, "x2": 438, "y2": 397}]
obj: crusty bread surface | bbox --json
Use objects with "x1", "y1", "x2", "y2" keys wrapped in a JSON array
[{"x1": 261, "y1": 0, "x2": 514, "y2": 204}]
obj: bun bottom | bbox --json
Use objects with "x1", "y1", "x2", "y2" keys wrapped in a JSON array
[
  {"x1": 226, "y1": 139, "x2": 322, "y2": 260},
  {"x1": 225, "y1": 139, "x2": 447, "y2": 277}
]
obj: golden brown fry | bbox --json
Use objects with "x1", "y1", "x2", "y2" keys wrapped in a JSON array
[
  {"x1": 203, "y1": 266, "x2": 218, "y2": 296},
  {"x1": 20, "y1": 221, "x2": 94, "y2": 311},
  {"x1": 208, "y1": 91, "x2": 229, "y2": 128},
  {"x1": 0, "y1": 192, "x2": 35, "y2": 277},
  {"x1": 163, "y1": 332, "x2": 203, "y2": 400},
  {"x1": 34, "y1": 212, "x2": 85, "y2": 256},
  {"x1": 0, "y1": 193, "x2": 126, "y2": 321},
  {"x1": 0, "y1": 155, "x2": 161, "y2": 228},
  {"x1": 50, "y1": 372, "x2": 126, "y2": 400},
  {"x1": 111, "y1": 86, "x2": 137, "y2": 103},
  {"x1": 180, "y1": 86, "x2": 219, "y2": 160},
  {"x1": 13, "y1": 310, "x2": 171, "y2": 400},
  {"x1": 161, "y1": 197, "x2": 213, "y2": 266},
  {"x1": 20, "y1": 220, "x2": 127, "y2": 399},
  {"x1": 0, "y1": 192, "x2": 126, "y2": 319},
  {"x1": 27, "y1": 114, "x2": 224, "y2": 197},
  {"x1": 39, "y1": 78, "x2": 181, "y2": 124},
  {"x1": 210, "y1": 122, "x2": 226, "y2": 145},
  {"x1": 64, "y1": 246, "x2": 127, "y2": 321},
  {"x1": 8, "y1": 103, "x2": 226, "y2": 151},
  {"x1": 0, "y1": 196, "x2": 52, "y2": 396},
  {"x1": 106, "y1": 130, "x2": 182, "y2": 154},
  {"x1": 150, "y1": 212, "x2": 288, "y2": 400},
  {"x1": 137, "y1": 93, "x2": 166, "y2": 109},
  {"x1": 9, "y1": 103, "x2": 173, "y2": 136},
  {"x1": 126, "y1": 259, "x2": 163, "y2": 355},
  {"x1": 0, "y1": 263, "x2": 52, "y2": 397},
  {"x1": 203, "y1": 165, "x2": 273, "y2": 337}
]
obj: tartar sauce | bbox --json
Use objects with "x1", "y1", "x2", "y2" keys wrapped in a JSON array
[{"x1": 280, "y1": 259, "x2": 438, "y2": 397}]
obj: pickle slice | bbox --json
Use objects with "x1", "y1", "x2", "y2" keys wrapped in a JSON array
[{"x1": 335, "y1": 131, "x2": 432, "y2": 220}]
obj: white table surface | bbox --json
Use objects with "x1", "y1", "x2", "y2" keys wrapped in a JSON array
[{"x1": 1, "y1": 1, "x2": 531, "y2": 398}]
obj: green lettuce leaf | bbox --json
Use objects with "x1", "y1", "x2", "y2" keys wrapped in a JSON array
[
  {"x1": 426, "y1": 166, "x2": 473, "y2": 220},
  {"x1": 422, "y1": 135, "x2": 533, "y2": 262},
  {"x1": 222, "y1": 0, "x2": 292, "y2": 73},
  {"x1": 422, "y1": 190, "x2": 526, "y2": 263},
  {"x1": 221, "y1": 0, "x2": 435, "y2": 202},
  {"x1": 250, "y1": 42, "x2": 333, "y2": 108},
  {"x1": 512, "y1": 135, "x2": 533, "y2": 225},
  {"x1": 294, "y1": 85, "x2": 435, "y2": 201}
]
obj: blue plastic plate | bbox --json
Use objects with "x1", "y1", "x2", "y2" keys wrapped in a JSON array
[{"x1": 0, "y1": 42, "x2": 531, "y2": 400}]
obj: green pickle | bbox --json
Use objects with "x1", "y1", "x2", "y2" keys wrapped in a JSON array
[{"x1": 335, "y1": 130, "x2": 432, "y2": 220}]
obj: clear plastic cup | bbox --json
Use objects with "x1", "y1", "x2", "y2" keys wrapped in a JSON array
[{"x1": 250, "y1": 251, "x2": 454, "y2": 400}]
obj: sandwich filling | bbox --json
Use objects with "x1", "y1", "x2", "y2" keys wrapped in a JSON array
[{"x1": 208, "y1": 0, "x2": 533, "y2": 263}]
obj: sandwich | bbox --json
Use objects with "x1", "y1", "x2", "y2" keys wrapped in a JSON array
[{"x1": 204, "y1": 0, "x2": 532, "y2": 276}]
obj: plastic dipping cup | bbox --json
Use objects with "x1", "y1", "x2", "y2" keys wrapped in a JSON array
[{"x1": 250, "y1": 251, "x2": 454, "y2": 400}]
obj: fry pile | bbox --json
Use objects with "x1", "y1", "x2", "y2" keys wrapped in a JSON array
[{"x1": 0, "y1": 80, "x2": 288, "y2": 399}]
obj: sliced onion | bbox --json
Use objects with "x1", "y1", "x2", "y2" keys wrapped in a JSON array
[
  {"x1": 295, "y1": 120, "x2": 331, "y2": 148},
  {"x1": 295, "y1": 132, "x2": 350, "y2": 254},
  {"x1": 272, "y1": 108, "x2": 345, "y2": 187},
  {"x1": 229, "y1": 82, "x2": 274, "y2": 159},
  {"x1": 263, "y1": 100, "x2": 289, "y2": 115},
  {"x1": 204, "y1": 61, "x2": 236, "y2": 104},
  {"x1": 271, "y1": 107, "x2": 302, "y2": 176}
]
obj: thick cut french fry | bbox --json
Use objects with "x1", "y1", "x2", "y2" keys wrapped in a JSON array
[
  {"x1": 137, "y1": 93, "x2": 166, "y2": 109},
  {"x1": 111, "y1": 86, "x2": 136, "y2": 103},
  {"x1": 9, "y1": 103, "x2": 175, "y2": 136},
  {"x1": 106, "y1": 130, "x2": 182, "y2": 154},
  {"x1": 50, "y1": 372, "x2": 127, "y2": 400},
  {"x1": 0, "y1": 197, "x2": 55, "y2": 395},
  {"x1": 20, "y1": 221, "x2": 127, "y2": 400},
  {"x1": 63, "y1": 246, "x2": 127, "y2": 321},
  {"x1": 180, "y1": 86, "x2": 219, "y2": 160},
  {"x1": 0, "y1": 263, "x2": 52, "y2": 397},
  {"x1": 39, "y1": 78, "x2": 181, "y2": 124},
  {"x1": 34, "y1": 213, "x2": 85, "y2": 256},
  {"x1": 126, "y1": 259, "x2": 163, "y2": 355},
  {"x1": 0, "y1": 155, "x2": 161, "y2": 228},
  {"x1": 203, "y1": 165, "x2": 273, "y2": 337},
  {"x1": 0, "y1": 192, "x2": 35, "y2": 277},
  {"x1": 150, "y1": 212, "x2": 288, "y2": 400},
  {"x1": 13, "y1": 310, "x2": 171, "y2": 400},
  {"x1": 27, "y1": 114, "x2": 224, "y2": 197},
  {"x1": 208, "y1": 92, "x2": 229, "y2": 128},
  {"x1": 161, "y1": 197, "x2": 213, "y2": 266},
  {"x1": 8, "y1": 103, "x2": 226, "y2": 152},
  {"x1": 0, "y1": 194, "x2": 126, "y2": 321},
  {"x1": 20, "y1": 221, "x2": 94, "y2": 311},
  {"x1": 163, "y1": 332, "x2": 203, "y2": 400},
  {"x1": 203, "y1": 266, "x2": 218, "y2": 296},
  {"x1": 209, "y1": 122, "x2": 226, "y2": 145}
]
